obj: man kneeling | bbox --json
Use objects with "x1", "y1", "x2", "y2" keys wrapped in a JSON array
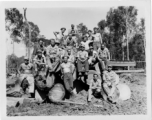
[
  {"x1": 88, "y1": 74, "x2": 101, "y2": 104},
  {"x1": 103, "y1": 65, "x2": 119, "y2": 103}
]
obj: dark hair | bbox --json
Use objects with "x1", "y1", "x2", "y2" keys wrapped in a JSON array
[{"x1": 94, "y1": 27, "x2": 97, "y2": 30}]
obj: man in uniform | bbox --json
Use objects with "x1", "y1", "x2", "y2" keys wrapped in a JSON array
[
  {"x1": 97, "y1": 44, "x2": 110, "y2": 72},
  {"x1": 18, "y1": 57, "x2": 35, "y2": 96},
  {"x1": 68, "y1": 24, "x2": 77, "y2": 35},
  {"x1": 88, "y1": 73, "x2": 101, "y2": 103},
  {"x1": 33, "y1": 50, "x2": 47, "y2": 74},
  {"x1": 77, "y1": 44, "x2": 89, "y2": 75},
  {"x1": 46, "y1": 39, "x2": 60, "y2": 71},
  {"x1": 93, "y1": 27, "x2": 102, "y2": 51},
  {"x1": 102, "y1": 65, "x2": 119, "y2": 103},
  {"x1": 81, "y1": 35, "x2": 92, "y2": 51},
  {"x1": 33, "y1": 40, "x2": 46, "y2": 57},
  {"x1": 54, "y1": 27, "x2": 66, "y2": 47},
  {"x1": 88, "y1": 45, "x2": 98, "y2": 65},
  {"x1": 66, "y1": 34, "x2": 76, "y2": 48},
  {"x1": 61, "y1": 56, "x2": 76, "y2": 100}
]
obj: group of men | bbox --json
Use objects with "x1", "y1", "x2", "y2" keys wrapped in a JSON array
[{"x1": 18, "y1": 24, "x2": 119, "y2": 104}]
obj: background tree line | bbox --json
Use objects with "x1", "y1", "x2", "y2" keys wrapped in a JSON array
[{"x1": 98, "y1": 6, "x2": 145, "y2": 61}]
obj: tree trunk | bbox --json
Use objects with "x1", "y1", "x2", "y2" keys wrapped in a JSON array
[
  {"x1": 23, "y1": 8, "x2": 31, "y2": 60},
  {"x1": 126, "y1": 11, "x2": 129, "y2": 61},
  {"x1": 122, "y1": 47, "x2": 124, "y2": 61}
]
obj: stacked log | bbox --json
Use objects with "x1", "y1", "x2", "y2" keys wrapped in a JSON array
[{"x1": 48, "y1": 83, "x2": 65, "y2": 102}]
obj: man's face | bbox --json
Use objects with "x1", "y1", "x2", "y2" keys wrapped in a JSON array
[
  {"x1": 81, "y1": 47, "x2": 85, "y2": 51},
  {"x1": 89, "y1": 46, "x2": 93, "y2": 51},
  {"x1": 64, "y1": 57, "x2": 68, "y2": 63},
  {"x1": 94, "y1": 28, "x2": 98, "y2": 33},
  {"x1": 69, "y1": 34, "x2": 72, "y2": 39},
  {"x1": 51, "y1": 40, "x2": 55, "y2": 46},
  {"x1": 24, "y1": 59, "x2": 29, "y2": 64},
  {"x1": 108, "y1": 66, "x2": 112, "y2": 72},
  {"x1": 38, "y1": 52, "x2": 42, "y2": 57},
  {"x1": 39, "y1": 41, "x2": 43, "y2": 45},
  {"x1": 61, "y1": 29, "x2": 66, "y2": 33},
  {"x1": 83, "y1": 36, "x2": 87, "y2": 42},
  {"x1": 71, "y1": 25, "x2": 74, "y2": 29},
  {"x1": 67, "y1": 50, "x2": 71, "y2": 55},
  {"x1": 93, "y1": 74, "x2": 98, "y2": 80},
  {"x1": 101, "y1": 45, "x2": 105, "y2": 50},
  {"x1": 88, "y1": 31, "x2": 92, "y2": 36}
]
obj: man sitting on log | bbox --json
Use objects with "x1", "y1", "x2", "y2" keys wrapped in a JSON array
[
  {"x1": 76, "y1": 44, "x2": 89, "y2": 76},
  {"x1": 46, "y1": 39, "x2": 60, "y2": 72},
  {"x1": 102, "y1": 65, "x2": 119, "y2": 103},
  {"x1": 33, "y1": 50, "x2": 47, "y2": 74},
  {"x1": 88, "y1": 45, "x2": 98, "y2": 66},
  {"x1": 97, "y1": 44, "x2": 110, "y2": 73},
  {"x1": 61, "y1": 56, "x2": 76, "y2": 100},
  {"x1": 87, "y1": 73, "x2": 101, "y2": 104},
  {"x1": 18, "y1": 57, "x2": 35, "y2": 97}
]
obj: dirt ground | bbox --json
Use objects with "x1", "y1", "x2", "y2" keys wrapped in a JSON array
[{"x1": 7, "y1": 73, "x2": 147, "y2": 116}]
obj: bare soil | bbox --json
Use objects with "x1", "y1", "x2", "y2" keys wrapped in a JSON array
[{"x1": 7, "y1": 73, "x2": 147, "y2": 116}]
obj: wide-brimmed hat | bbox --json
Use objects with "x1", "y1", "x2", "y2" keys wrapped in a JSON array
[
  {"x1": 62, "y1": 55, "x2": 69, "y2": 59},
  {"x1": 108, "y1": 64, "x2": 112, "y2": 68},
  {"x1": 24, "y1": 56, "x2": 29, "y2": 60},
  {"x1": 37, "y1": 49, "x2": 42, "y2": 53},
  {"x1": 80, "y1": 44, "x2": 85, "y2": 48},
  {"x1": 61, "y1": 27, "x2": 66, "y2": 31}
]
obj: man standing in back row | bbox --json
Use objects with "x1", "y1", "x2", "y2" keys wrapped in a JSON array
[
  {"x1": 54, "y1": 27, "x2": 66, "y2": 47},
  {"x1": 93, "y1": 27, "x2": 102, "y2": 51}
]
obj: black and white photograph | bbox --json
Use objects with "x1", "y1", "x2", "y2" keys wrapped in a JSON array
[{"x1": 1, "y1": 0, "x2": 151, "y2": 118}]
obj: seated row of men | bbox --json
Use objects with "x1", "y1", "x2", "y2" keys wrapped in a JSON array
[{"x1": 18, "y1": 38, "x2": 118, "y2": 103}]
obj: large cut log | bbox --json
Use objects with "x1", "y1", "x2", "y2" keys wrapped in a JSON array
[
  {"x1": 35, "y1": 72, "x2": 55, "y2": 91},
  {"x1": 117, "y1": 83, "x2": 131, "y2": 100},
  {"x1": 48, "y1": 83, "x2": 65, "y2": 102}
]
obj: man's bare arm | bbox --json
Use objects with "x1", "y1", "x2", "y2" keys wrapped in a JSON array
[{"x1": 18, "y1": 65, "x2": 22, "y2": 75}]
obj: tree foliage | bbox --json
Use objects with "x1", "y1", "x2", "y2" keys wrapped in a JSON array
[
  {"x1": 77, "y1": 23, "x2": 88, "y2": 35},
  {"x1": 5, "y1": 8, "x2": 40, "y2": 45},
  {"x1": 98, "y1": 6, "x2": 145, "y2": 61}
]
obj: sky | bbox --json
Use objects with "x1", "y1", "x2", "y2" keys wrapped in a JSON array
[
  {"x1": 18, "y1": 6, "x2": 145, "y2": 39},
  {"x1": 7, "y1": 5, "x2": 145, "y2": 57}
]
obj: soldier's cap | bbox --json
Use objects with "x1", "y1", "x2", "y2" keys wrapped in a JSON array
[
  {"x1": 62, "y1": 55, "x2": 69, "y2": 59},
  {"x1": 108, "y1": 64, "x2": 112, "y2": 67},
  {"x1": 24, "y1": 56, "x2": 29, "y2": 60},
  {"x1": 93, "y1": 27, "x2": 98, "y2": 30},
  {"x1": 82, "y1": 35, "x2": 88, "y2": 39},
  {"x1": 37, "y1": 50, "x2": 42, "y2": 53},
  {"x1": 80, "y1": 44, "x2": 85, "y2": 48},
  {"x1": 55, "y1": 40, "x2": 60, "y2": 44},
  {"x1": 93, "y1": 73, "x2": 98, "y2": 76},
  {"x1": 89, "y1": 46, "x2": 93, "y2": 49},
  {"x1": 61, "y1": 27, "x2": 66, "y2": 30}
]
